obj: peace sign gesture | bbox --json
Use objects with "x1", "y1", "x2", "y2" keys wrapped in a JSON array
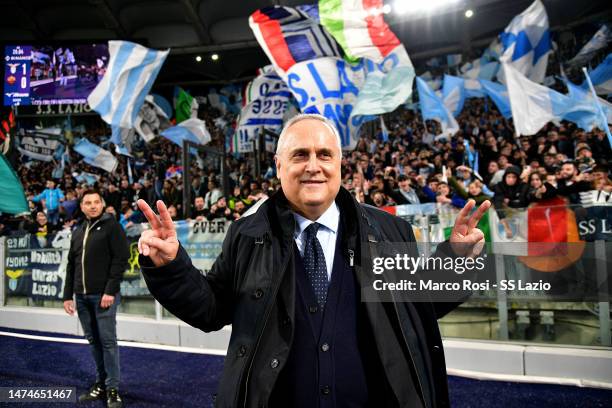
[
  {"x1": 137, "y1": 199, "x2": 179, "y2": 267},
  {"x1": 450, "y1": 199, "x2": 491, "y2": 257}
]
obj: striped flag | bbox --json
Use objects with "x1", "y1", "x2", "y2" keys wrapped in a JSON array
[
  {"x1": 161, "y1": 118, "x2": 211, "y2": 147},
  {"x1": 87, "y1": 41, "x2": 169, "y2": 128},
  {"x1": 249, "y1": 6, "x2": 342, "y2": 74},
  {"x1": 74, "y1": 138, "x2": 118, "y2": 173},
  {"x1": 318, "y1": 0, "x2": 400, "y2": 63}
]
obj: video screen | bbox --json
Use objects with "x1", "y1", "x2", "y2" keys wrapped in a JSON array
[{"x1": 3, "y1": 44, "x2": 109, "y2": 106}]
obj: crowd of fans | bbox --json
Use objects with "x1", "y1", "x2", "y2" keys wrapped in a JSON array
[{"x1": 1, "y1": 27, "x2": 611, "y2": 239}]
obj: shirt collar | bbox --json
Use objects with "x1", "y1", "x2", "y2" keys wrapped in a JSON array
[{"x1": 293, "y1": 202, "x2": 340, "y2": 239}]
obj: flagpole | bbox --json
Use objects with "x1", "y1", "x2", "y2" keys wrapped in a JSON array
[{"x1": 582, "y1": 67, "x2": 612, "y2": 148}]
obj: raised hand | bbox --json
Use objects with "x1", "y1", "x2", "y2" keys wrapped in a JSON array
[
  {"x1": 137, "y1": 199, "x2": 179, "y2": 267},
  {"x1": 450, "y1": 199, "x2": 491, "y2": 257}
]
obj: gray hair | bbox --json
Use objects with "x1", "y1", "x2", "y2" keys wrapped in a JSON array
[{"x1": 275, "y1": 113, "x2": 342, "y2": 156}]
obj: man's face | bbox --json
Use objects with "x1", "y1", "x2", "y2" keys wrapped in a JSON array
[
  {"x1": 437, "y1": 183, "x2": 449, "y2": 196},
  {"x1": 398, "y1": 179, "x2": 410, "y2": 192},
  {"x1": 194, "y1": 197, "x2": 205, "y2": 210},
  {"x1": 47, "y1": 180, "x2": 55, "y2": 189},
  {"x1": 488, "y1": 161, "x2": 499, "y2": 174},
  {"x1": 80, "y1": 193, "x2": 104, "y2": 219},
  {"x1": 561, "y1": 163, "x2": 576, "y2": 179},
  {"x1": 121, "y1": 180, "x2": 128, "y2": 189},
  {"x1": 275, "y1": 119, "x2": 341, "y2": 218}
]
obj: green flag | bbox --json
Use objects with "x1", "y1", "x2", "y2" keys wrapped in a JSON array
[
  {"x1": 0, "y1": 155, "x2": 28, "y2": 214},
  {"x1": 174, "y1": 87, "x2": 198, "y2": 123}
]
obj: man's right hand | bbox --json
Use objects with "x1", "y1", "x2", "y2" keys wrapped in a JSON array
[
  {"x1": 136, "y1": 199, "x2": 179, "y2": 267},
  {"x1": 63, "y1": 300, "x2": 75, "y2": 316}
]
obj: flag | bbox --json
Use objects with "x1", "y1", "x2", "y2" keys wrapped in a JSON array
[
  {"x1": 499, "y1": 0, "x2": 551, "y2": 84},
  {"x1": 74, "y1": 138, "x2": 118, "y2": 173},
  {"x1": 0, "y1": 154, "x2": 28, "y2": 214},
  {"x1": 161, "y1": 118, "x2": 211, "y2": 147},
  {"x1": 18, "y1": 131, "x2": 61, "y2": 162},
  {"x1": 249, "y1": 6, "x2": 343, "y2": 74},
  {"x1": 502, "y1": 63, "x2": 569, "y2": 136},
  {"x1": 463, "y1": 61, "x2": 500, "y2": 81},
  {"x1": 563, "y1": 79, "x2": 612, "y2": 131},
  {"x1": 446, "y1": 53, "x2": 462, "y2": 67},
  {"x1": 582, "y1": 53, "x2": 612, "y2": 95},
  {"x1": 152, "y1": 93, "x2": 173, "y2": 118},
  {"x1": 174, "y1": 87, "x2": 198, "y2": 123},
  {"x1": 442, "y1": 75, "x2": 466, "y2": 117},
  {"x1": 134, "y1": 95, "x2": 171, "y2": 142},
  {"x1": 87, "y1": 41, "x2": 169, "y2": 128},
  {"x1": 480, "y1": 79, "x2": 512, "y2": 118},
  {"x1": 318, "y1": 0, "x2": 400, "y2": 63},
  {"x1": 464, "y1": 78, "x2": 486, "y2": 99},
  {"x1": 250, "y1": 4, "x2": 414, "y2": 149},
  {"x1": 416, "y1": 77, "x2": 459, "y2": 136},
  {"x1": 237, "y1": 70, "x2": 290, "y2": 153},
  {"x1": 109, "y1": 125, "x2": 136, "y2": 147},
  {"x1": 482, "y1": 38, "x2": 503, "y2": 61},
  {"x1": 569, "y1": 25, "x2": 611, "y2": 67}
]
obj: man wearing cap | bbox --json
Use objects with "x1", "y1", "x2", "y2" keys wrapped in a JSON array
[{"x1": 136, "y1": 114, "x2": 490, "y2": 408}]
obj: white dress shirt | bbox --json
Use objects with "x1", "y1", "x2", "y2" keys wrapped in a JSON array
[{"x1": 293, "y1": 202, "x2": 340, "y2": 281}]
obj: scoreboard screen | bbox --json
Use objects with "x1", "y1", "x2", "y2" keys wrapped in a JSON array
[{"x1": 3, "y1": 44, "x2": 109, "y2": 106}]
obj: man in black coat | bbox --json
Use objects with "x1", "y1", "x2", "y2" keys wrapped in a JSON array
[
  {"x1": 137, "y1": 114, "x2": 489, "y2": 408},
  {"x1": 63, "y1": 189, "x2": 129, "y2": 408}
]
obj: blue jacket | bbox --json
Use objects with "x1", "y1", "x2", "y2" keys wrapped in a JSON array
[{"x1": 32, "y1": 188, "x2": 64, "y2": 211}]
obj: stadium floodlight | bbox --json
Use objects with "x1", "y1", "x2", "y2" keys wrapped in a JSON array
[
  {"x1": 195, "y1": 55, "x2": 202, "y2": 62},
  {"x1": 211, "y1": 53, "x2": 219, "y2": 61},
  {"x1": 394, "y1": 0, "x2": 461, "y2": 15},
  {"x1": 465, "y1": 9, "x2": 474, "y2": 18}
]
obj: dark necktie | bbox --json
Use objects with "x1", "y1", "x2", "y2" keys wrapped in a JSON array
[{"x1": 303, "y1": 222, "x2": 329, "y2": 308}]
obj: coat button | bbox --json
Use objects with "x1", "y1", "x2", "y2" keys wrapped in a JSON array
[
  {"x1": 282, "y1": 317, "x2": 291, "y2": 327},
  {"x1": 309, "y1": 305, "x2": 318, "y2": 313},
  {"x1": 321, "y1": 385, "x2": 330, "y2": 395},
  {"x1": 238, "y1": 345, "x2": 247, "y2": 357},
  {"x1": 433, "y1": 345, "x2": 440, "y2": 352},
  {"x1": 253, "y1": 289, "x2": 264, "y2": 299},
  {"x1": 270, "y1": 358, "x2": 279, "y2": 369},
  {"x1": 320, "y1": 343, "x2": 330, "y2": 352}
]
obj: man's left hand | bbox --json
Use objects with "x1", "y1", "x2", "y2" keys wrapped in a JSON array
[
  {"x1": 450, "y1": 199, "x2": 491, "y2": 258},
  {"x1": 100, "y1": 294, "x2": 115, "y2": 308}
]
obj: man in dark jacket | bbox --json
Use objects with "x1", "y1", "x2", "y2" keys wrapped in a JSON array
[
  {"x1": 136, "y1": 114, "x2": 489, "y2": 408},
  {"x1": 63, "y1": 189, "x2": 129, "y2": 408}
]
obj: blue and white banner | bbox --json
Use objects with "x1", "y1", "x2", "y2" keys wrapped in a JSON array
[
  {"x1": 564, "y1": 79, "x2": 612, "y2": 131},
  {"x1": 74, "y1": 138, "x2": 118, "y2": 173},
  {"x1": 284, "y1": 45, "x2": 414, "y2": 149},
  {"x1": 237, "y1": 71, "x2": 290, "y2": 153},
  {"x1": 87, "y1": 41, "x2": 169, "y2": 128},
  {"x1": 499, "y1": 0, "x2": 551, "y2": 84}
]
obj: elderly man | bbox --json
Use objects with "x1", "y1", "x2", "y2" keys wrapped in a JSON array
[{"x1": 137, "y1": 114, "x2": 489, "y2": 408}]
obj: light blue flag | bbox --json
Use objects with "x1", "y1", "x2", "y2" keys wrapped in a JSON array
[
  {"x1": 569, "y1": 25, "x2": 611, "y2": 67},
  {"x1": 161, "y1": 118, "x2": 211, "y2": 147},
  {"x1": 74, "y1": 138, "x2": 118, "y2": 173},
  {"x1": 499, "y1": 0, "x2": 551, "y2": 83},
  {"x1": 442, "y1": 75, "x2": 466, "y2": 117},
  {"x1": 87, "y1": 41, "x2": 169, "y2": 128},
  {"x1": 582, "y1": 53, "x2": 612, "y2": 95},
  {"x1": 564, "y1": 79, "x2": 612, "y2": 131},
  {"x1": 416, "y1": 77, "x2": 459, "y2": 136},
  {"x1": 480, "y1": 79, "x2": 512, "y2": 118},
  {"x1": 379, "y1": 116, "x2": 389, "y2": 142}
]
